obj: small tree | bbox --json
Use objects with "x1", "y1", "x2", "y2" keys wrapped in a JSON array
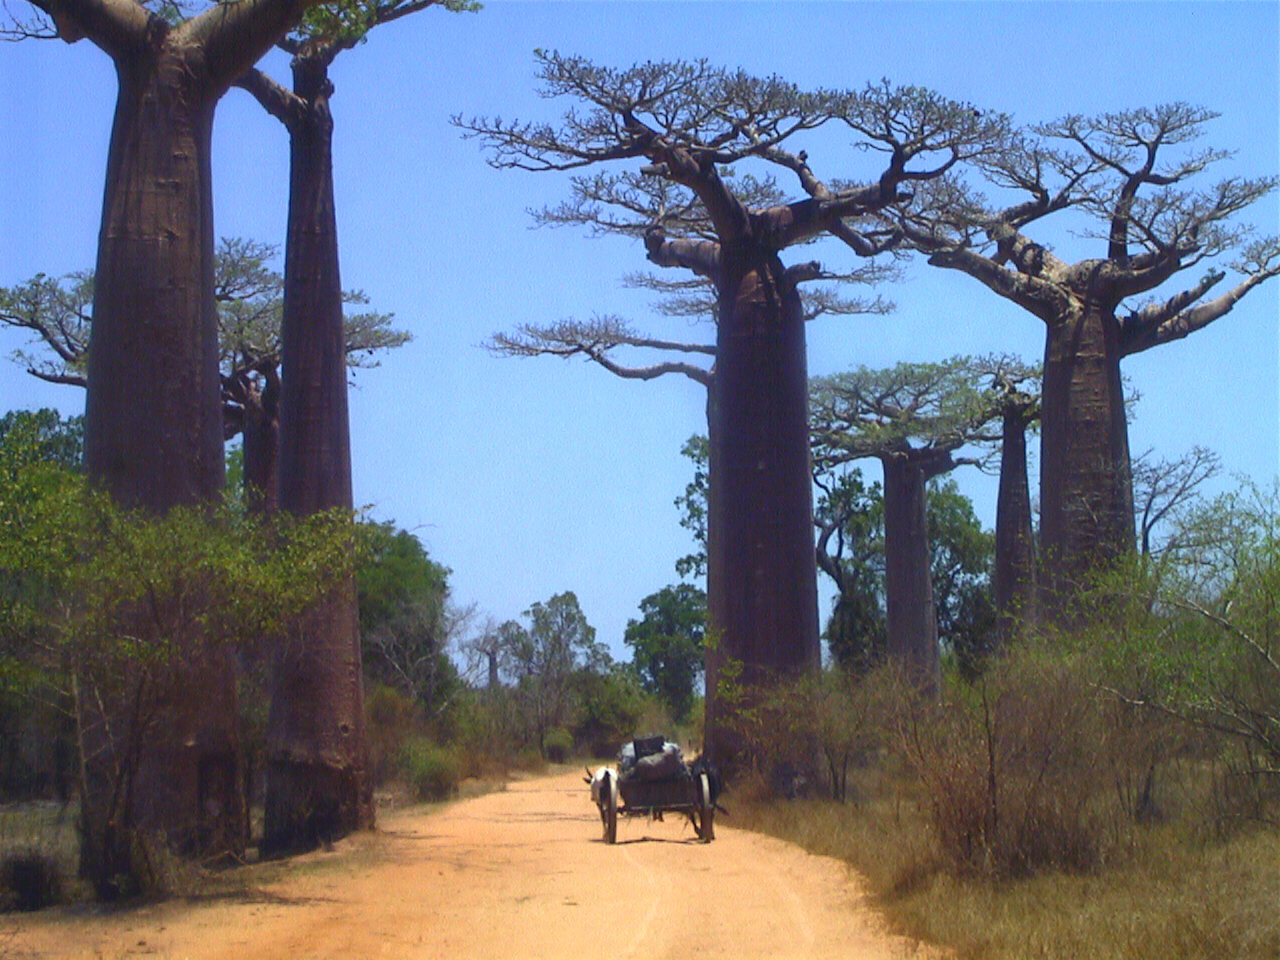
[
  {"x1": 356, "y1": 521, "x2": 460, "y2": 714},
  {"x1": 624, "y1": 583, "x2": 706, "y2": 724},
  {"x1": 1094, "y1": 482, "x2": 1280, "y2": 815},
  {"x1": 811, "y1": 358, "x2": 1002, "y2": 692},
  {"x1": 814, "y1": 465, "x2": 886, "y2": 673},
  {"x1": 497, "y1": 591, "x2": 608, "y2": 755}
]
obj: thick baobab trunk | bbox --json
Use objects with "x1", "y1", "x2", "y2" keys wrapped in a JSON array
[
  {"x1": 261, "y1": 60, "x2": 373, "y2": 856},
  {"x1": 85, "y1": 60, "x2": 226, "y2": 508},
  {"x1": 704, "y1": 248, "x2": 820, "y2": 766},
  {"x1": 80, "y1": 52, "x2": 246, "y2": 886},
  {"x1": 993, "y1": 403, "x2": 1037, "y2": 645},
  {"x1": 880, "y1": 455, "x2": 940, "y2": 695},
  {"x1": 1039, "y1": 306, "x2": 1134, "y2": 623}
]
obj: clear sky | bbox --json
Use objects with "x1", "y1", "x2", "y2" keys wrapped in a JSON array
[{"x1": 2, "y1": 1, "x2": 1277, "y2": 661}]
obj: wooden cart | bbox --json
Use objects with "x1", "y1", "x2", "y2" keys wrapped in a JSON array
[{"x1": 593, "y1": 766, "x2": 715, "y2": 844}]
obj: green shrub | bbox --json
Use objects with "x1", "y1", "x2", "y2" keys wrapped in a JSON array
[
  {"x1": 365, "y1": 683, "x2": 419, "y2": 786},
  {"x1": 542, "y1": 727, "x2": 573, "y2": 763},
  {"x1": 398, "y1": 738, "x2": 460, "y2": 802}
]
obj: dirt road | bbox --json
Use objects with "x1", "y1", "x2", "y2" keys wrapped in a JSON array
[{"x1": 5, "y1": 770, "x2": 936, "y2": 959}]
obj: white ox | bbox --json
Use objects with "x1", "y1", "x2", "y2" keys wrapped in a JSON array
[{"x1": 586, "y1": 765, "x2": 618, "y2": 807}]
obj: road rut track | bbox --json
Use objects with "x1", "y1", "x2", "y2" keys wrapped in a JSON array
[{"x1": 4, "y1": 770, "x2": 939, "y2": 959}]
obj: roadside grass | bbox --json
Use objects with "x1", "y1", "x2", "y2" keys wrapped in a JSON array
[{"x1": 733, "y1": 771, "x2": 1280, "y2": 960}]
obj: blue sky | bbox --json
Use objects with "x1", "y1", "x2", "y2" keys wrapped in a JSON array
[{"x1": 2, "y1": 1, "x2": 1277, "y2": 660}]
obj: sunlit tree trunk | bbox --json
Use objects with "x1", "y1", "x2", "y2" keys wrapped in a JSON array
[
  {"x1": 705, "y1": 248, "x2": 821, "y2": 765},
  {"x1": 993, "y1": 401, "x2": 1037, "y2": 645},
  {"x1": 259, "y1": 55, "x2": 372, "y2": 855},
  {"x1": 1039, "y1": 306, "x2": 1133, "y2": 620},
  {"x1": 880, "y1": 455, "x2": 940, "y2": 695}
]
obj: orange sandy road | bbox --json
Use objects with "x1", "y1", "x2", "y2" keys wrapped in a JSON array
[{"x1": 5, "y1": 770, "x2": 937, "y2": 960}]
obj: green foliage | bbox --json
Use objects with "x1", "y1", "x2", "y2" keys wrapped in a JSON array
[
  {"x1": 624, "y1": 583, "x2": 705, "y2": 722},
  {"x1": 815, "y1": 466, "x2": 886, "y2": 671},
  {"x1": 0, "y1": 409, "x2": 83, "y2": 471},
  {"x1": 357, "y1": 521, "x2": 450, "y2": 631},
  {"x1": 0, "y1": 420, "x2": 360, "y2": 892},
  {"x1": 293, "y1": 0, "x2": 478, "y2": 52},
  {"x1": 815, "y1": 468, "x2": 995, "y2": 673},
  {"x1": 673, "y1": 434, "x2": 708, "y2": 580},
  {"x1": 1073, "y1": 481, "x2": 1280, "y2": 805},
  {"x1": 928, "y1": 479, "x2": 997, "y2": 676},
  {"x1": 810, "y1": 357, "x2": 1002, "y2": 461},
  {"x1": 355, "y1": 521, "x2": 460, "y2": 713},
  {"x1": 497, "y1": 591, "x2": 608, "y2": 754},
  {"x1": 541, "y1": 727, "x2": 573, "y2": 763},
  {"x1": 398, "y1": 737, "x2": 461, "y2": 802},
  {"x1": 569, "y1": 666, "x2": 646, "y2": 758}
]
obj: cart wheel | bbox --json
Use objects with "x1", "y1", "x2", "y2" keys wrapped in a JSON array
[
  {"x1": 694, "y1": 772, "x2": 715, "y2": 842},
  {"x1": 602, "y1": 771, "x2": 618, "y2": 844}
]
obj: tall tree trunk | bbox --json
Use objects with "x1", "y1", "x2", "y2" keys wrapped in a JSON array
[
  {"x1": 1039, "y1": 306, "x2": 1133, "y2": 624},
  {"x1": 881, "y1": 455, "x2": 940, "y2": 695},
  {"x1": 80, "y1": 50, "x2": 246, "y2": 884},
  {"x1": 261, "y1": 58, "x2": 373, "y2": 856},
  {"x1": 993, "y1": 403, "x2": 1036, "y2": 646},
  {"x1": 704, "y1": 247, "x2": 820, "y2": 767},
  {"x1": 240, "y1": 370, "x2": 280, "y2": 513},
  {"x1": 86, "y1": 59, "x2": 225, "y2": 509}
]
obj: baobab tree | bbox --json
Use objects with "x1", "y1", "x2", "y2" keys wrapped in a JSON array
[
  {"x1": 6, "y1": 0, "x2": 325, "y2": 883},
  {"x1": 883, "y1": 104, "x2": 1280, "y2": 622},
  {"x1": 461, "y1": 53, "x2": 1003, "y2": 761},
  {"x1": 811, "y1": 357, "x2": 1002, "y2": 693},
  {"x1": 0, "y1": 241, "x2": 407, "y2": 513},
  {"x1": 976, "y1": 355, "x2": 1041, "y2": 646},
  {"x1": 233, "y1": 0, "x2": 471, "y2": 853}
]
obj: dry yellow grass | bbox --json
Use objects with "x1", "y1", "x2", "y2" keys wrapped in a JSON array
[{"x1": 733, "y1": 779, "x2": 1280, "y2": 960}]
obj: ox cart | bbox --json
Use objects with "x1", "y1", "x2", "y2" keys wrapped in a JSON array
[{"x1": 589, "y1": 737, "x2": 717, "y2": 844}]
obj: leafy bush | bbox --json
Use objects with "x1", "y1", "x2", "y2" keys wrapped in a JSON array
[
  {"x1": 398, "y1": 738, "x2": 460, "y2": 802},
  {"x1": 898, "y1": 650, "x2": 1152, "y2": 877},
  {"x1": 365, "y1": 683, "x2": 419, "y2": 786},
  {"x1": 733, "y1": 667, "x2": 898, "y2": 802},
  {"x1": 542, "y1": 727, "x2": 573, "y2": 763},
  {"x1": 569, "y1": 667, "x2": 646, "y2": 758}
]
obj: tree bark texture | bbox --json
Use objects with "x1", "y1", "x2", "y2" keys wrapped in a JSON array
[
  {"x1": 85, "y1": 54, "x2": 225, "y2": 509},
  {"x1": 703, "y1": 246, "x2": 821, "y2": 766},
  {"x1": 1039, "y1": 306, "x2": 1134, "y2": 618},
  {"x1": 261, "y1": 58, "x2": 373, "y2": 855},
  {"x1": 880, "y1": 455, "x2": 940, "y2": 695},
  {"x1": 993, "y1": 404, "x2": 1037, "y2": 645}
]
